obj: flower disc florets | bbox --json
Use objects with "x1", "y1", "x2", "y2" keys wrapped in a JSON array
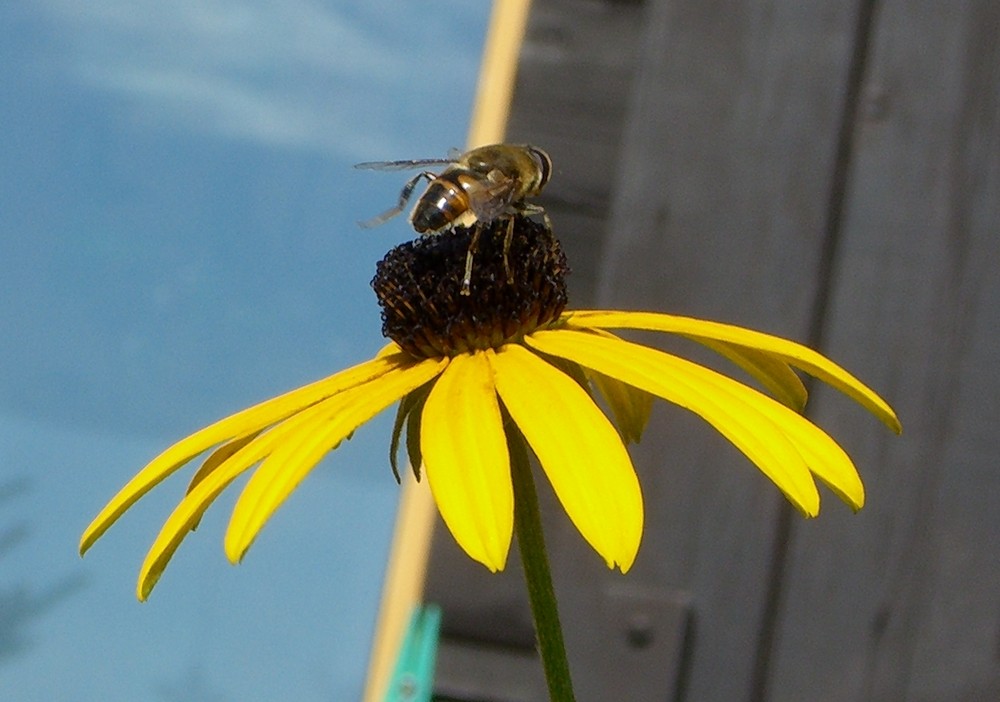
[{"x1": 372, "y1": 216, "x2": 569, "y2": 358}]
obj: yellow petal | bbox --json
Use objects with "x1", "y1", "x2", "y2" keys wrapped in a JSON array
[
  {"x1": 580, "y1": 329, "x2": 654, "y2": 444},
  {"x1": 698, "y1": 339, "x2": 808, "y2": 411},
  {"x1": 421, "y1": 351, "x2": 512, "y2": 572},
  {"x1": 137, "y1": 427, "x2": 297, "y2": 597},
  {"x1": 491, "y1": 343, "x2": 643, "y2": 572},
  {"x1": 561, "y1": 310, "x2": 901, "y2": 434},
  {"x1": 224, "y1": 357, "x2": 447, "y2": 563},
  {"x1": 746, "y1": 397, "x2": 865, "y2": 510},
  {"x1": 376, "y1": 341, "x2": 403, "y2": 358},
  {"x1": 137, "y1": 445, "x2": 266, "y2": 600},
  {"x1": 588, "y1": 369, "x2": 654, "y2": 445},
  {"x1": 186, "y1": 432, "x2": 261, "y2": 496},
  {"x1": 80, "y1": 352, "x2": 415, "y2": 555},
  {"x1": 135, "y1": 361, "x2": 442, "y2": 600},
  {"x1": 179, "y1": 432, "x2": 261, "y2": 534},
  {"x1": 527, "y1": 329, "x2": 821, "y2": 517},
  {"x1": 138, "y1": 424, "x2": 298, "y2": 599}
]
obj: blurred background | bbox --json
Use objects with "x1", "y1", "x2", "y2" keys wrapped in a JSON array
[
  {"x1": 424, "y1": 1, "x2": 1000, "y2": 701},
  {"x1": 1, "y1": 1, "x2": 490, "y2": 699}
]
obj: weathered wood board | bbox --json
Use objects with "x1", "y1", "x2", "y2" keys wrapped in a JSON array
[{"x1": 426, "y1": 0, "x2": 1000, "y2": 700}]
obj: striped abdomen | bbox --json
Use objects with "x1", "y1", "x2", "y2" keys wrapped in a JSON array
[{"x1": 409, "y1": 171, "x2": 479, "y2": 234}]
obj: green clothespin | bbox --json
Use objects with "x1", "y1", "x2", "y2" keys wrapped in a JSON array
[{"x1": 384, "y1": 604, "x2": 442, "y2": 702}]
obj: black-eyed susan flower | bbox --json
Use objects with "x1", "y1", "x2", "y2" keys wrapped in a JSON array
[{"x1": 79, "y1": 217, "x2": 900, "y2": 601}]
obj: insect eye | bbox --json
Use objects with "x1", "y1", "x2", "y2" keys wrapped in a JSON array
[{"x1": 530, "y1": 147, "x2": 552, "y2": 187}]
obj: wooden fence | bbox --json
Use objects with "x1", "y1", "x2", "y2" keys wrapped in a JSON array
[{"x1": 424, "y1": 1, "x2": 1000, "y2": 699}]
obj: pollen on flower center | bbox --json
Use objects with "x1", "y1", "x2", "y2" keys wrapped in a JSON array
[{"x1": 371, "y1": 216, "x2": 570, "y2": 358}]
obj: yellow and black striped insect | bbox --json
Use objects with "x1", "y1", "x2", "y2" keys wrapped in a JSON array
[{"x1": 355, "y1": 143, "x2": 552, "y2": 294}]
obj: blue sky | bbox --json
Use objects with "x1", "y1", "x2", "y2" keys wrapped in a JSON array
[{"x1": 1, "y1": 1, "x2": 489, "y2": 699}]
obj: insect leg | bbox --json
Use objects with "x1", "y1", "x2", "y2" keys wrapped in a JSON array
[
  {"x1": 461, "y1": 225, "x2": 484, "y2": 296},
  {"x1": 358, "y1": 171, "x2": 436, "y2": 229},
  {"x1": 502, "y1": 216, "x2": 515, "y2": 283},
  {"x1": 518, "y1": 202, "x2": 552, "y2": 230}
]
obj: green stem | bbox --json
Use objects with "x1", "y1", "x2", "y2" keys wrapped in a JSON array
[{"x1": 507, "y1": 425, "x2": 577, "y2": 702}]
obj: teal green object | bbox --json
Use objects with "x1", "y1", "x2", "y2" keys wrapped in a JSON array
[{"x1": 384, "y1": 604, "x2": 442, "y2": 701}]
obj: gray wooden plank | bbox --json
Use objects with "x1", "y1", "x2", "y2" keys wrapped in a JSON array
[
  {"x1": 507, "y1": 0, "x2": 646, "y2": 307},
  {"x1": 767, "y1": 2, "x2": 1000, "y2": 700},
  {"x1": 434, "y1": 638, "x2": 549, "y2": 702},
  {"x1": 424, "y1": 0, "x2": 1000, "y2": 699},
  {"x1": 595, "y1": 1, "x2": 870, "y2": 700}
]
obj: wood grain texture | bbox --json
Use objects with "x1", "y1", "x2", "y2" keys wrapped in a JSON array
[
  {"x1": 595, "y1": 1, "x2": 867, "y2": 699},
  {"x1": 767, "y1": 2, "x2": 1000, "y2": 700},
  {"x1": 426, "y1": 0, "x2": 1000, "y2": 699}
]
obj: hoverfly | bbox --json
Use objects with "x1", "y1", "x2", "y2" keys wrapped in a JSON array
[{"x1": 355, "y1": 143, "x2": 552, "y2": 294}]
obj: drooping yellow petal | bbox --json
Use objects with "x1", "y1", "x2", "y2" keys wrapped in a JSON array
[
  {"x1": 587, "y1": 369, "x2": 654, "y2": 445},
  {"x1": 405, "y1": 390, "x2": 427, "y2": 481},
  {"x1": 697, "y1": 339, "x2": 808, "y2": 412},
  {"x1": 579, "y1": 329, "x2": 654, "y2": 444},
  {"x1": 389, "y1": 396, "x2": 411, "y2": 483},
  {"x1": 135, "y1": 361, "x2": 442, "y2": 599},
  {"x1": 224, "y1": 357, "x2": 447, "y2": 563},
  {"x1": 181, "y1": 432, "x2": 261, "y2": 533},
  {"x1": 186, "y1": 432, "x2": 261, "y2": 496},
  {"x1": 137, "y1": 444, "x2": 268, "y2": 600},
  {"x1": 80, "y1": 352, "x2": 416, "y2": 555},
  {"x1": 420, "y1": 351, "x2": 512, "y2": 572},
  {"x1": 491, "y1": 343, "x2": 644, "y2": 572},
  {"x1": 744, "y1": 396, "x2": 865, "y2": 510},
  {"x1": 561, "y1": 310, "x2": 901, "y2": 434},
  {"x1": 137, "y1": 420, "x2": 310, "y2": 597},
  {"x1": 527, "y1": 329, "x2": 821, "y2": 517},
  {"x1": 389, "y1": 383, "x2": 433, "y2": 483}
]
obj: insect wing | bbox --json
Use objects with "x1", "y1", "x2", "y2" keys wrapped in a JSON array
[
  {"x1": 353, "y1": 157, "x2": 454, "y2": 171},
  {"x1": 466, "y1": 176, "x2": 517, "y2": 222}
]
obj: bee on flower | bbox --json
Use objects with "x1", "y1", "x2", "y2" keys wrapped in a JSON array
[
  {"x1": 80, "y1": 162, "x2": 900, "y2": 602},
  {"x1": 355, "y1": 143, "x2": 552, "y2": 294}
]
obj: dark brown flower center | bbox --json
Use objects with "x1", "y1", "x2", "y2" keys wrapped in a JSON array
[{"x1": 371, "y1": 216, "x2": 569, "y2": 358}]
